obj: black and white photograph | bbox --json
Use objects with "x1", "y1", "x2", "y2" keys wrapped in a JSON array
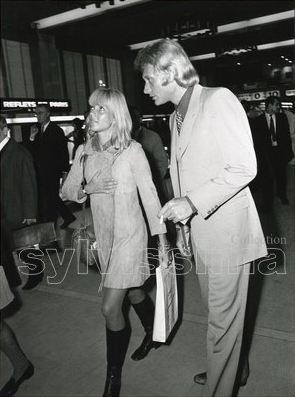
[{"x1": 0, "y1": 1, "x2": 294, "y2": 396}]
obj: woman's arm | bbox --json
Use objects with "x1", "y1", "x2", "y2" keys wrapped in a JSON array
[
  {"x1": 61, "y1": 145, "x2": 87, "y2": 204},
  {"x1": 130, "y1": 142, "x2": 167, "y2": 237}
]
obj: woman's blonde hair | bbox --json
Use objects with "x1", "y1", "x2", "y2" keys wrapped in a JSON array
[
  {"x1": 135, "y1": 38, "x2": 199, "y2": 88},
  {"x1": 88, "y1": 88, "x2": 132, "y2": 152}
]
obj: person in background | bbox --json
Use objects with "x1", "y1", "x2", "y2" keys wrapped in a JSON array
[
  {"x1": 128, "y1": 105, "x2": 169, "y2": 204},
  {"x1": 252, "y1": 96, "x2": 294, "y2": 210},
  {"x1": 135, "y1": 38, "x2": 267, "y2": 397},
  {"x1": 0, "y1": 266, "x2": 34, "y2": 396},
  {"x1": 281, "y1": 104, "x2": 295, "y2": 166},
  {"x1": 62, "y1": 88, "x2": 169, "y2": 397},
  {"x1": 0, "y1": 115, "x2": 39, "y2": 290},
  {"x1": 241, "y1": 99, "x2": 264, "y2": 195},
  {"x1": 69, "y1": 117, "x2": 85, "y2": 160},
  {"x1": 27, "y1": 104, "x2": 76, "y2": 229},
  {"x1": 241, "y1": 100, "x2": 254, "y2": 128}
]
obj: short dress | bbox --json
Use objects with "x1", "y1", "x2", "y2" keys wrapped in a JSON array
[{"x1": 62, "y1": 139, "x2": 166, "y2": 289}]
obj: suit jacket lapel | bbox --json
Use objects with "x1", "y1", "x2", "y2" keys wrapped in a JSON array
[{"x1": 179, "y1": 84, "x2": 202, "y2": 158}]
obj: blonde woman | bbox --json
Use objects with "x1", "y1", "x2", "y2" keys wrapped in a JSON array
[{"x1": 62, "y1": 88, "x2": 169, "y2": 396}]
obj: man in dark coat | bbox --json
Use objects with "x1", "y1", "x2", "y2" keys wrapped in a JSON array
[
  {"x1": 252, "y1": 96, "x2": 294, "y2": 210},
  {"x1": 128, "y1": 105, "x2": 175, "y2": 245},
  {"x1": 27, "y1": 104, "x2": 76, "y2": 228},
  {"x1": 0, "y1": 115, "x2": 38, "y2": 288},
  {"x1": 128, "y1": 105, "x2": 172, "y2": 205}
]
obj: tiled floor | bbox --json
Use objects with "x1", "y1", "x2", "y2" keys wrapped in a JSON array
[{"x1": 1, "y1": 166, "x2": 294, "y2": 397}]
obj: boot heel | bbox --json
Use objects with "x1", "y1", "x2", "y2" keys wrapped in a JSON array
[
  {"x1": 102, "y1": 367, "x2": 121, "y2": 397},
  {"x1": 131, "y1": 333, "x2": 161, "y2": 361}
]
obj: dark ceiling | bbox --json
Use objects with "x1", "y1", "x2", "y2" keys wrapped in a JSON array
[
  {"x1": 2, "y1": 1, "x2": 294, "y2": 54},
  {"x1": 1, "y1": 0, "x2": 294, "y2": 88}
]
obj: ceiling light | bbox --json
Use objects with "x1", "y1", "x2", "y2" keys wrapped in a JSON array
[
  {"x1": 189, "y1": 53, "x2": 215, "y2": 61},
  {"x1": 217, "y1": 46, "x2": 256, "y2": 57},
  {"x1": 218, "y1": 10, "x2": 294, "y2": 33},
  {"x1": 129, "y1": 9, "x2": 293, "y2": 51},
  {"x1": 189, "y1": 39, "x2": 294, "y2": 61},
  {"x1": 33, "y1": 0, "x2": 151, "y2": 29},
  {"x1": 6, "y1": 116, "x2": 84, "y2": 124},
  {"x1": 257, "y1": 39, "x2": 294, "y2": 50},
  {"x1": 268, "y1": 63, "x2": 272, "y2": 66}
]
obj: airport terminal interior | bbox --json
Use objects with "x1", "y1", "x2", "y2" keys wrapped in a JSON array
[
  {"x1": 1, "y1": 1, "x2": 294, "y2": 396},
  {"x1": 0, "y1": 169, "x2": 294, "y2": 396}
]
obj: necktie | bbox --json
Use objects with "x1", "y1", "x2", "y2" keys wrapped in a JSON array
[
  {"x1": 175, "y1": 109, "x2": 183, "y2": 136},
  {"x1": 269, "y1": 115, "x2": 276, "y2": 142}
]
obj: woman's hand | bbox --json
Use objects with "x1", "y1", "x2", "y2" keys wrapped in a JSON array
[{"x1": 85, "y1": 171, "x2": 118, "y2": 194}]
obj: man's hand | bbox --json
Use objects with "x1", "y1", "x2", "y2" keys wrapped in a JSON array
[
  {"x1": 158, "y1": 197, "x2": 193, "y2": 223},
  {"x1": 85, "y1": 171, "x2": 118, "y2": 194},
  {"x1": 29, "y1": 124, "x2": 39, "y2": 141}
]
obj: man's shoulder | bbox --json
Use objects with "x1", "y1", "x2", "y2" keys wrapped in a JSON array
[
  {"x1": 255, "y1": 113, "x2": 265, "y2": 121},
  {"x1": 5, "y1": 139, "x2": 32, "y2": 159},
  {"x1": 141, "y1": 126, "x2": 160, "y2": 140},
  {"x1": 48, "y1": 121, "x2": 64, "y2": 133},
  {"x1": 276, "y1": 112, "x2": 288, "y2": 122},
  {"x1": 202, "y1": 85, "x2": 229, "y2": 96}
]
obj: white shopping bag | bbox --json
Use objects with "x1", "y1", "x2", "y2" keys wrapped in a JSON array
[{"x1": 153, "y1": 251, "x2": 178, "y2": 342}]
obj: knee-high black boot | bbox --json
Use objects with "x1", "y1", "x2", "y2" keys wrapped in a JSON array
[
  {"x1": 102, "y1": 327, "x2": 128, "y2": 397},
  {"x1": 131, "y1": 296, "x2": 160, "y2": 361}
]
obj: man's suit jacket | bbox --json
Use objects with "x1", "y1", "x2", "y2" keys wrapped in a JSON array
[
  {"x1": 1, "y1": 139, "x2": 38, "y2": 286},
  {"x1": 253, "y1": 112, "x2": 294, "y2": 165},
  {"x1": 169, "y1": 84, "x2": 267, "y2": 267},
  {"x1": 28, "y1": 121, "x2": 69, "y2": 183}
]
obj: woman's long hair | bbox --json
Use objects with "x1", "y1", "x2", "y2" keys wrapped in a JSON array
[{"x1": 88, "y1": 88, "x2": 132, "y2": 153}]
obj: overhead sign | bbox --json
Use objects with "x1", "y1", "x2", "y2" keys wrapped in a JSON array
[
  {"x1": 1, "y1": 98, "x2": 71, "y2": 112},
  {"x1": 237, "y1": 90, "x2": 280, "y2": 102},
  {"x1": 286, "y1": 89, "x2": 295, "y2": 96}
]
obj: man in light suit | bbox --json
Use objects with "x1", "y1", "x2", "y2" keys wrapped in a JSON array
[{"x1": 135, "y1": 38, "x2": 268, "y2": 396}]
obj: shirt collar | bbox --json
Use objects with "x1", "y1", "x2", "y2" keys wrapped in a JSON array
[
  {"x1": 0, "y1": 136, "x2": 10, "y2": 151},
  {"x1": 175, "y1": 85, "x2": 195, "y2": 119},
  {"x1": 265, "y1": 112, "x2": 274, "y2": 119},
  {"x1": 42, "y1": 121, "x2": 50, "y2": 131},
  {"x1": 83, "y1": 137, "x2": 117, "y2": 155}
]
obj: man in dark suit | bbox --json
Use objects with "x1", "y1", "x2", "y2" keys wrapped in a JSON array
[
  {"x1": 252, "y1": 96, "x2": 294, "y2": 210},
  {"x1": 128, "y1": 105, "x2": 172, "y2": 205},
  {"x1": 0, "y1": 115, "x2": 38, "y2": 288},
  {"x1": 27, "y1": 104, "x2": 76, "y2": 228}
]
